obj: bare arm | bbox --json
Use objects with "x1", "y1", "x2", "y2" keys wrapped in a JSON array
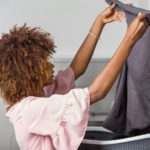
[
  {"x1": 89, "y1": 13, "x2": 148, "y2": 104},
  {"x1": 70, "y1": 3, "x2": 125, "y2": 80},
  {"x1": 70, "y1": 18, "x2": 104, "y2": 80}
]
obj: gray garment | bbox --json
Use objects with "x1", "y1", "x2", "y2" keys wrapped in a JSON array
[{"x1": 103, "y1": 0, "x2": 150, "y2": 136}]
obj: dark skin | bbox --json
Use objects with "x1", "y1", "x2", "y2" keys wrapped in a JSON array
[
  {"x1": 50, "y1": 4, "x2": 125, "y2": 83},
  {"x1": 70, "y1": 3, "x2": 126, "y2": 80},
  {"x1": 48, "y1": 4, "x2": 148, "y2": 105},
  {"x1": 69, "y1": 4, "x2": 148, "y2": 104}
]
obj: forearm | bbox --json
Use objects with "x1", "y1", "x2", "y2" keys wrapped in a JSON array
[
  {"x1": 89, "y1": 37, "x2": 135, "y2": 104},
  {"x1": 70, "y1": 17, "x2": 104, "y2": 80}
]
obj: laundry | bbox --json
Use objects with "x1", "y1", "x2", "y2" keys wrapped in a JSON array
[{"x1": 103, "y1": 0, "x2": 150, "y2": 136}]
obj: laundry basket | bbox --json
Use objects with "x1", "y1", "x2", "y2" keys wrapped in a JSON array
[{"x1": 78, "y1": 126, "x2": 150, "y2": 150}]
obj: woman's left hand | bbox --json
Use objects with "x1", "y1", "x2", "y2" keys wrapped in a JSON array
[{"x1": 98, "y1": 3, "x2": 126, "y2": 25}]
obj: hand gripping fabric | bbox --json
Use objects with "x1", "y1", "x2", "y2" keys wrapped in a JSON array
[{"x1": 103, "y1": 0, "x2": 150, "y2": 136}]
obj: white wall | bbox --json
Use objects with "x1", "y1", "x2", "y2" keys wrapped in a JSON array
[
  {"x1": 1, "y1": 0, "x2": 149, "y2": 59},
  {"x1": 0, "y1": 0, "x2": 149, "y2": 59},
  {"x1": 0, "y1": 0, "x2": 128, "y2": 59},
  {"x1": 119, "y1": 0, "x2": 149, "y2": 8},
  {"x1": 138, "y1": 0, "x2": 149, "y2": 9}
]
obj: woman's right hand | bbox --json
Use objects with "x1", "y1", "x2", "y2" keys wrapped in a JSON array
[
  {"x1": 89, "y1": 12, "x2": 149, "y2": 104},
  {"x1": 124, "y1": 12, "x2": 149, "y2": 43}
]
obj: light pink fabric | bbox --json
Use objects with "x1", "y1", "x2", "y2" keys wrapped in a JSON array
[
  {"x1": 6, "y1": 67, "x2": 90, "y2": 150},
  {"x1": 42, "y1": 67, "x2": 75, "y2": 96}
]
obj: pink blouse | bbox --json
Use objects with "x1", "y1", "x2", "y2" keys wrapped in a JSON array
[{"x1": 6, "y1": 67, "x2": 90, "y2": 150}]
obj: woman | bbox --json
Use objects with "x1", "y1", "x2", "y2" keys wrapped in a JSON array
[{"x1": 2, "y1": 3, "x2": 148, "y2": 150}]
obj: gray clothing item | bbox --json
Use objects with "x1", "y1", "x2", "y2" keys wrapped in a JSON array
[{"x1": 103, "y1": 0, "x2": 150, "y2": 136}]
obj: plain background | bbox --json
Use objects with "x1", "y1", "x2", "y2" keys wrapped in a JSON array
[
  {"x1": 0, "y1": 0, "x2": 149, "y2": 59},
  {"x1": 0, "y1": 0, "x2": 149, "y2": 149}
]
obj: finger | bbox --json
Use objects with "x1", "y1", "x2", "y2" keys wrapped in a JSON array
[
  {"x1": 106, "y1": 18, "x2": 114, "y2": 23},
  {"x1": 116, "y1": 12, "x2": 126, "y2": 21},
  {"x1": 138, "y1": 21, "x2": 148, "y2": 32},
  {"x1": 110, "y1": 3, "x2": 116, "y2": 10},
  {"x1": 115, "y1": 12, "x2": 123, "y2": 21},
  {"x1": 120, "y1": 11, "x2": 126, "y2": 17},
  {"x1": 117, "y1": 15, "x2": 124, "y2": 22},
  {"x1": 118, "y1": 12, "x2": 126, "y2": 19},
  {"x1": 113, "y1": 12, "x2": 119, "y2": 21},
  {"x1": 138, "y1": 12, "x2": 147, "y2": 20},
  {"x1": 117, "y1": 11, "x2": 126, "y2": 18}
]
